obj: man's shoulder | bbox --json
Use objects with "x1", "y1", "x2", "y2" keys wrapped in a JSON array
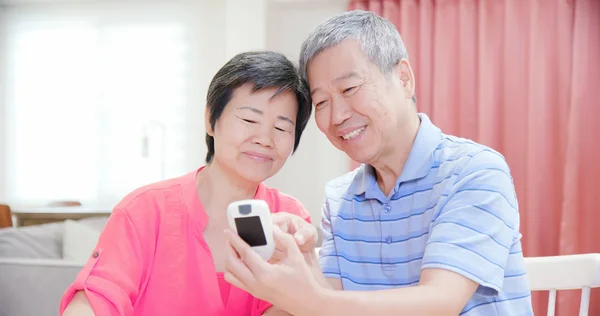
[
  {"x1": 435, "y1": 134, "x2": 510, "y2": 174},
  {"x1": 436, "y1": 134, "x2": 518, "y2": 213},
  {"x1": 323, "y1": 166, "x2": 362, "y2": 199}
]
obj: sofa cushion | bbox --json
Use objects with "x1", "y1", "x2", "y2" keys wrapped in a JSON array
[
  {"x1": 77, "y1": 216, "x2": 110, "y2": 232},
  {"x1": 0, "y1": 221, "x2": 64, "y2": 259},
  {"x1": 62, "y1": 218, "x2": 104, "y2": 262},
  {"x1": 0, "y1": 216, "x2": 109, "y2": 260},
  {"x1": 0, "y1": 258, "x2": 83, "y2": 316}
]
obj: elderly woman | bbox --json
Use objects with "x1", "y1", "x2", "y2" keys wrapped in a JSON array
[{"x1": 60, "y1": 51, "x2": 313, "y2": 316}]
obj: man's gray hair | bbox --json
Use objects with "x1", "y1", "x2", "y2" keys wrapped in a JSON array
[{"x1": 299, "y1": 10, "x2": 409, "y2": 81}]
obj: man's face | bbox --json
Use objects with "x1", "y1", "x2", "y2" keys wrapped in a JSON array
[{"x1": 307, "y1": 40, "x2": 416, "y2": 164}]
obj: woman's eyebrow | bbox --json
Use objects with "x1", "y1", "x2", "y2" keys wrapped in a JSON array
[
  {"x1": 237, "y1": 106, "x2": 262, "y2": 114},
  {"x1": 238, "y1": 106, "x2": 294, "y2": 126},
  {"x1": 278, "y1": 115, "x2": 294, "y2": 126}
]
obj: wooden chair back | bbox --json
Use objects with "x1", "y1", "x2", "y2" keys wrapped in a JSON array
[{"x1": 0, "y1": 204, "x2": 13, "y2": 228}]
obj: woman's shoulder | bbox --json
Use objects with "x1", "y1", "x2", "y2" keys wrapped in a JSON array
[
  {"x1": 260, "y1": 184, "x2": 312, "y2": 223},
  {"x1": 112, "y1": 170, "x2": 197, "y2": 221}
]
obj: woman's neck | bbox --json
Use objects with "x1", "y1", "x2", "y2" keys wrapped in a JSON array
[{"x1": 196, "y1": 160, "x2": 258, "y2": 221}]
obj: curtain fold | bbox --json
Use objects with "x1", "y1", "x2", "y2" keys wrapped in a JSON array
[{"x1": 348, "y1": 0, "x2": 600, "y2": 314}]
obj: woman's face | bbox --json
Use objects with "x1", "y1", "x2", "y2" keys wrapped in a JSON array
[{"x1": 209, "y1": 83, "x2": 298, "y2": 184}]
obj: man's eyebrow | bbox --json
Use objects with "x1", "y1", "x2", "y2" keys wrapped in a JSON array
[
  {"x1": 238, "y1": 106, "x2": 294, "y2": 125},
  {"x1": 310, "y1": 71, "x2": 363, "y2": 95},
  {"x1": 334, "y1": 71, "x2": 363, "y2": 83}
]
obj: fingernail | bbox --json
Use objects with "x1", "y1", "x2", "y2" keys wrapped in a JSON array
[{"x1": 295, "y1": 234, "x2": 305, "y2": 244}]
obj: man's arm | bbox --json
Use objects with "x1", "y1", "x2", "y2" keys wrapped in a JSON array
[
  {"x1": 261, "y1": 251, "x2": 333, "y2": 316},
  {"x1": 305, "y1": 248, "x2": 343, "y2": 290},
  {"x1": 317, "y1": 268, "x2": 477, "y2": 316},
  {"x1": 312, "y1": 150, "x2": 520, "y2": 316},
  {"x1": 260, "y1": 243, "x2": 340, "y2": 316}
]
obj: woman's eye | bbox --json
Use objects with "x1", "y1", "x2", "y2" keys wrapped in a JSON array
[
  {"x1": 242, "y1": 118, "x2": 257, "y2": 124},
  {"x1": 275, "y1": 127, "x2": 287, "y2": 132}
]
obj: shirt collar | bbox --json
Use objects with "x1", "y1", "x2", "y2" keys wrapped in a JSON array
[
  {"x1": 188, "y1": 166, "x2": 268, "y2": 229},
  {"x1": 350, "y1": 113, "x2": 442, "y2": 196}
]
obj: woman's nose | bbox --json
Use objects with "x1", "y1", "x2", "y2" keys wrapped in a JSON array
[{"x1": 251, "y1": 126, "x2": 274, "y2": 148}]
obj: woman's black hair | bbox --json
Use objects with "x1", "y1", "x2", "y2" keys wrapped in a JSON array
[{"x1": 205, "y1": 51, "x2": 312, "y2": 163}]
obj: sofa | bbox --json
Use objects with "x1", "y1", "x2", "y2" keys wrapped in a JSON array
[
  {"x1": 0, "y1": 216, "x2": 108, "y2": 316},
  {"x1": 0, "y1": 215, "x2": 322, "y2": 316}
]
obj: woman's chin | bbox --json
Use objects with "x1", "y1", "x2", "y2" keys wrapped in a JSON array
[{"x1": 236, "y1": 168, "x2": 276, "y2": 186}]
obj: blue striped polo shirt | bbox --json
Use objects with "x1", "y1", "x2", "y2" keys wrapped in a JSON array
[{"x1": 318, "y1": 113, "x2": 533, "y2": 315}]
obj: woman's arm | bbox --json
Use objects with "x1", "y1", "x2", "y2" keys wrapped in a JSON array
[
  {"x1": 262, "y1": 307, "x2": 291, "y2": 316},
  {"x1": 59, "y1": 208, "x2": 155, "y2": 316},
  {"x1": 62, "y1": 291, "x2": 95, "y2": 316}
]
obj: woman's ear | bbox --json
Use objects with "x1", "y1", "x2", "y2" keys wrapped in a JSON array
[{"x1": 205, "y1": 106, "x2": 213, "y2": 136}]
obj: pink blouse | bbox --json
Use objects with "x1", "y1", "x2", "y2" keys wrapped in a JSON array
[{"x1": 59, "y1": 167, "x2": 312, "y2": 316}]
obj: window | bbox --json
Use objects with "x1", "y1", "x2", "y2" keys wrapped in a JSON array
[{"x1": 2, "y1": 3, "x2": 205, "y2": 206}]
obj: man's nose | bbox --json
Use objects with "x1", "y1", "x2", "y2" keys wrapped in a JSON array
[{"x1": 331, "y1": 96, "x2": 352, "y2": 126}]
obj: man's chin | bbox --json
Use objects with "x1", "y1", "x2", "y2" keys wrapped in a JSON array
[{"x1": 348, "y1": 151, "x2": 377, "y2": 165}]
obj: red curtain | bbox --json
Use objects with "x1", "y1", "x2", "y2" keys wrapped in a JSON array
[{"x1": 348, "y1": 0, "x2": 600, "y2": 315}]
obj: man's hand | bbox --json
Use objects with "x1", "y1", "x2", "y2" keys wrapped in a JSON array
[
  {"x1": 270, "y1": 212, "x2": 318, "y2": 263},
  {"x1": 224, "y1": 226, "x2": 323, "y2": 316}
]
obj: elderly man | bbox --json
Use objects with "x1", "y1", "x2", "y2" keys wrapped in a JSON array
[{"x1": 224, "y1": 10, "x2": 534, "y2": 316}]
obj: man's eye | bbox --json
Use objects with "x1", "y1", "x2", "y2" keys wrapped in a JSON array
[
  {"x1": 275, "y1": 127, "x2": 286, "y2": 132},
  {"x1": 315, "y1": 101, "x2": 326, "y2": 108},
  {"x1": 343, "y1": 86, "x2": 357, "y2": 94},
  {"x1": 242, "y1": 119, "x2": 257, "y2": 124}
]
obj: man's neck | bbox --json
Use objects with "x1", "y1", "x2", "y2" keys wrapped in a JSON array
[
  {"x1": 371, "y1": 114, "x2": 421, "y2": 197},
  {"x1": 196, "y1": 161, "x2": 258, "y2": 221}
]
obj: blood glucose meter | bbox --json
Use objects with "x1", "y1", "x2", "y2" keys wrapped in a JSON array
[{"x1": 227, "y1": 199, "x2": 274, "y2": 261}]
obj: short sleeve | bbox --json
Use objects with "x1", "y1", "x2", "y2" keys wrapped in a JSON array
[
  {"x1": 59, "y1": 209, "x2": 151, "y2": 315},
  {"x1": 421, "y1": 150, "x2": 521, "y2": 296},
  {"x1": 317, "y1": 199, "x2": 342, "y2": 280}
]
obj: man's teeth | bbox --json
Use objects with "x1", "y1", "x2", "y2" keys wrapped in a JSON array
[{"x1": 342, "y1": 127, "x2": 365, "y2": 140}]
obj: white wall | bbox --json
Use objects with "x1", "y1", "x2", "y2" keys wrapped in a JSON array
[
  {"x1": 209, "y1": 0, "x2": 349, "y2": 223},
  {"x1": 0, "y1": 5, "x2": 6, "y2": 203},
  {"x1": 225, "y1": 0, "x2": 267, "y2": 60},
  {"x1": 263, "y1": 0, "x2": 348, "y2": 223},
  {"x1": 1, "y1": 1, "x2": 216, "y2": 205},
  {"x1": 191, "y1": 0, "x2": 225, "y2": 166},
  {"x1": 0, "y1": 0, "x2": 349, "y2": 221}
]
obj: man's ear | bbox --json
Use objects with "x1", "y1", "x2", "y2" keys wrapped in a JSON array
[
  {"x1": 205, "y1": 106, "x2": 213, "y2": 136},
  {"x1": 396, "y1": 58, "x2": 416, "y2": 101}
]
